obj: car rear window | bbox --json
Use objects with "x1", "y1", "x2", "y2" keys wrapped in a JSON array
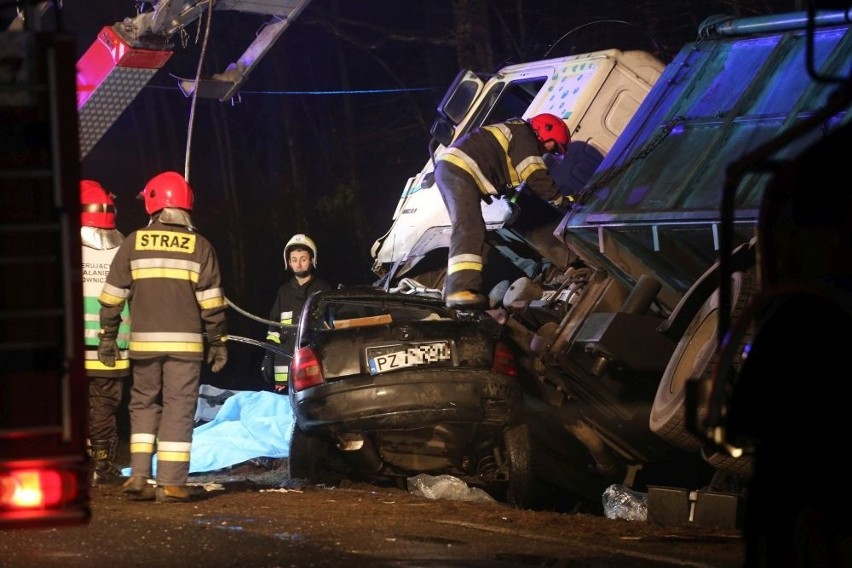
[{"x1": 317, "y1": 299, "x2": 454, "y2": 331}]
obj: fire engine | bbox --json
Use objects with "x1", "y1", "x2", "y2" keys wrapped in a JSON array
[{"x1": 0, "y1": 0, "x2": 309, "y2": 528}]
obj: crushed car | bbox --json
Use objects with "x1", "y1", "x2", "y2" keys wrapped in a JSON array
[{"x1": 286, "y1": 286, "x2": 535, "y2": 508}]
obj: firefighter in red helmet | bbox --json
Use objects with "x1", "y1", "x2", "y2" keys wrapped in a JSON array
[
  {"x1": 434, "y1": 113, "x2": 571, "y2": 308},
  {"x1": 80, "y1": 180, "x2": 130, "y2": 487},
  {"x1": 98, "y1": 171, "x2": 228, "y2": 503}
]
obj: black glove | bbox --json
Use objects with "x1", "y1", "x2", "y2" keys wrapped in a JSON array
[
  {"x1": 548, "y1": 194, "x2": 574, "y2": 211},
  {"x1": 260, "y1": 351, "x2": 275, "y2": 385},
  {"x1": 207, "y1": 343, "x2": 228, "y2": 373},
  {"x1": 97, "y1": 336, "x2": 119, "y2": 367}
]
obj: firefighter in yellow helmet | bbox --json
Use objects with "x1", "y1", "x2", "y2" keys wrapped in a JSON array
[
  {"x1": 98, "y1": 171, "x2": 228, "y2": 503},
  {"x1": 434, "y1": 113, "x2": 571, "y2": 308},
  {"x1": 80, "y1": 180, "x2": 131, "y2": 487},
  {"x1": 262, "y1": 234, "x2": 332, "y2": 394}
]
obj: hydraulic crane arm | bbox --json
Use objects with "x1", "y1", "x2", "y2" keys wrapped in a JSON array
[{"x1": 73, "y1": 0, "x2": 312, "y2": 158}]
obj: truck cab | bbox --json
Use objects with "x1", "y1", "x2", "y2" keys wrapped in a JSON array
[{"x1": 370, "y1": 48, "x2": 664, "y2": 291}]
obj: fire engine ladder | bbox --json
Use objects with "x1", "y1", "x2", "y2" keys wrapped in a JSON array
[{"x1": 0, "y1": 28, "x2": 83, "y2": 441}]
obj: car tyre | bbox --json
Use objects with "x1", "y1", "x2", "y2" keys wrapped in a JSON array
[
  {"x1": 288, "y1": 425, "x2": 341, "y2": 484},
  {"x1": 503, "y1": 423, "x2": 535, "y2": 509}
]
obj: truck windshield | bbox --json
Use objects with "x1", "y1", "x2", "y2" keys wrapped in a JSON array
[{"x1": 468, "y1": 77, "x2": 546, "y2": 131}]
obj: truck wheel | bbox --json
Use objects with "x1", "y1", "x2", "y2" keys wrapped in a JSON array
[
  {"x1": 650, "y1": 271, "x2": 756, "y2": 451},
  {"x1": 503, "y1": 423, "x2": 535, "y2": 509},
  {"x1": 702, "y1": 446, "x2": 754, "y2": 480}
]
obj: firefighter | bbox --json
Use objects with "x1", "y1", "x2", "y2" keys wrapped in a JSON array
[
  {"x1": 98, "y1": 171, "x2": 228, "y2": 503},
  {"x1": 262, "y1": 234, "x2": 331, "y2": 394},
  {"x1": 80, "y1": 180, "x2": 131, "y2": 487},
  {"x1": 434, "y1": 113, "x2": 571, "y2": 308}
]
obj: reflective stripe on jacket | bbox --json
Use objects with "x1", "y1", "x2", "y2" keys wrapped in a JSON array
[
  {"x1": 99, "y1": 219, "x2": 227, "y2": 360},
  {"x1": 266, "y1": 276, "x2": 332, "y2": 379},
  {"x1": 436, "y1": 117, "x2": 559, "y2": 201},
  {"x1": 83, "y1": 237, "x2": 130, "y2": 378}
]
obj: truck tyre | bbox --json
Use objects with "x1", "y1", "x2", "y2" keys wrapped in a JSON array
[
  {"x1": 702, "y1": 446, "x2": 754, "y2": 480},
  {"x1": 503, "y1": 423, "x2": 535, "y2": 509},
  {"x1": 649, "y1": 271, "x2": 756, "y2": 451}
]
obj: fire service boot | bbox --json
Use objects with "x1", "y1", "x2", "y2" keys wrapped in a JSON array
[
  {"x1": 88, "y1": 437, "x2": 125, "y2": 487},
  {"x1": 122, "y1": 476, "x2": 155, "y2": 501},
  {"x1": 445, "y1": 290, "x2": 488, "y2": 309},
  {"x1": 155, "y1": 485, "x2": 198, "y2": 503}
]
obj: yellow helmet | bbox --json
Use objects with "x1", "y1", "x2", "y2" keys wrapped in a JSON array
[{"x1": 284, "y1": 233, "x2": 318, "y2": 268}]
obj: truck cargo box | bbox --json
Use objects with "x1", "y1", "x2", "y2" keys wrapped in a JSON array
[{"x1": 558, "y1": 12, "x2": 852, "y2": 310}]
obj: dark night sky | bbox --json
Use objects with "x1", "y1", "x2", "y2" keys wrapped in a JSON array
[{"x1": 54, "y1": 0, "x2": 797, "y2": 388}]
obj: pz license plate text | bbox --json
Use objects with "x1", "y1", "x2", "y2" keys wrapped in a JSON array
[{"x1": 367, "y1": 342, "x2": 451, "y2": 375}]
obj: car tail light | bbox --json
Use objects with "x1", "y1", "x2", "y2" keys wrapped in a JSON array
[
  {"x1": 492, "y1": 341, "x2": 518, "y2": 377},
  {"x1": 291, "y1": 346, "x2": 325, "y2": 391}
]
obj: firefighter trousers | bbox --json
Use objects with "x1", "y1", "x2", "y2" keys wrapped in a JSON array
[
  {"x1": 88, "y1": 377, "x2": 123, "y2": 440},
  {"x1": 434, "y1": 160, "x2": 486, "y2": 297},
  {"x1": 127, "y1": 356, "x2": 200, "y2": 486}
]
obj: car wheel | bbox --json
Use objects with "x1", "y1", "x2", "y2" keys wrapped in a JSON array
[
  {"x1": 288, "y1": 425, "x2": 339, "y2": 483},
  {"x1": 503, "y1": 423, "x2": 535, "y2": 509},
  {"x1": 650, "y1": 271, "x2": 756, "y2": 451}
]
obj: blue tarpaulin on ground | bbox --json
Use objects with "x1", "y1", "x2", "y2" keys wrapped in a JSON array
[
  {"x1": 189, "y1": 390, "x2": 293, "y2": 473},
  {"x1": 122, "y1": 389, "x2": 294, "y2": 477}
]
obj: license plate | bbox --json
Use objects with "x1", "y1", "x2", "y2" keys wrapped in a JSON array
[{"x1": 367, "y1": 341, "x2": 452, "y2": 375}]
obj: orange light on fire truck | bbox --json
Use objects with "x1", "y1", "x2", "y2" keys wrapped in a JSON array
[{"x1": 1, "y1": 468, "x2": 80, "y2": 510}]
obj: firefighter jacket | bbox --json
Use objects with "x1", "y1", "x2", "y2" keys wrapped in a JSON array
[
  {"x1": 82, "y1": 227, "x2": 130, "y2": 378},
  {"x1": 436, "y1": 117, "x2": 560, "y2": 202},
  {"x1": 266, "y1": 275, "x2": 332, "y2": 346},
  {"x1": 98, "y1": 217, "x2": 227, "y2": 360},
  {"x1": 266, "y1": 275, "x2": 332, "y2": 367}
]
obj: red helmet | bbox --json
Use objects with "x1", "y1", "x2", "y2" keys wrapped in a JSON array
[
  {"x1": 138, "y1": 171, "x2": 194, "y2": 215},
  {"x1": 80, "y1": 179, "x2": 116, "y2": 229},
  {"x1": 529, "y1": 113, "x2": 570, "y2": 155}
]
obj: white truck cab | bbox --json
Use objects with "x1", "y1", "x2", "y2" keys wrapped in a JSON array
[{"x1": 371, "y1": 49, "x2": 664, "y2": 288}]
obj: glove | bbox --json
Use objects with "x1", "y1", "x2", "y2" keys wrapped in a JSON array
[
  {"x1": 97, "y1": 337, "x2": 119, "y2": 367},
  {"x1": 207, "y1": 343, "x2": 228, "y2": 373},
  {"x1": 260, "y1": 351, "x2": 275, "y2": 385},
  {"x1": 273, "y1": 382, "x2": 288, "y2": 395},
  {"x1": 548, "y1": 194, "x2": 572, "y2": 210}
]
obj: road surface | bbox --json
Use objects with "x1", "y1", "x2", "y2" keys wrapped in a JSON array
[{"x1": 0, "y1": 462, "x2": 744, "y2": 568}]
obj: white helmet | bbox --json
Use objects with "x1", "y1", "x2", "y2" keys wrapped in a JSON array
[{"x1": 283, "y1": 233, "x2": 318, "y2": 268}]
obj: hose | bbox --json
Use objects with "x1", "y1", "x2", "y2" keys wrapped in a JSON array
[
  {"x1": 222, "y1": 297, "x2": 295, "y2": 360},
  {"x1": 225, "y1": 296, "x2": 295, "y2": 330},
  {"x1": 227, "y1": 335, "x2": 292, "y2": 359}
]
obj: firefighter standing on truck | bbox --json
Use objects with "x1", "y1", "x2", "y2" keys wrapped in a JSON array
[
  {"x1": 262, "y1": 234, "x2": 331, "y2": 394},
  {"x1": 97, "y1": 171, "x2": 228, "y2": 503},
  {"x1": 80, "y1": 180, "x2": 130, "y2": 487},
  {"x1": 434, "y1": 113, "x2": 571, "y2": 309}
]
